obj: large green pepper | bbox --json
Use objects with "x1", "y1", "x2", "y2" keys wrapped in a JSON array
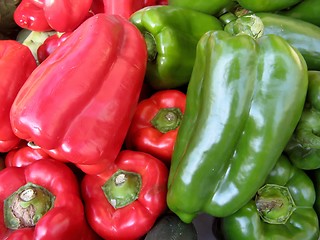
[
  {"x1": 221, "y1": 12, "x2": 320, "y2": 70},
  {"x1": 285, "y1": 71, "x2": 320, "y2": 170},
  {"x1": 129, "y1": 5, "x2": 223, "y2": 90},
  {"x1": 279, "y1": 0, "x2": 320, "y2": 27},
  {"x1": 215, "y1": 155, "x2": 319, "y2": 240},
  {"x1": 167, "y1": 0, "x2": 236, "y2": 16},
  {"x1": 236, "y1": 0, "x2": 303, "y2": 12},
  {"x1": 167, "y1": 30, "x2": 308, "y2": 223}
]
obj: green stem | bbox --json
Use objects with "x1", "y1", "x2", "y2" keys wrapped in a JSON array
[
  {"x1": 255, "y1": 184, "x2": 296, "y2": 224},
  {"x1": 151, "y1": 107, "x2": 183, "y2": 133},
  {"x1": 102, "y1": 170, "x2": 142, "y2": 209},
  {"x1": 4, "y1": 183, "x2": 55, "y2": 229}
]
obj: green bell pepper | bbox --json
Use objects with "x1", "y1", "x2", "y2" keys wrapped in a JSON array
[
  {"x1": 221, "y1": 12, "x2": 320, "y2": 70},
  {"x1": 215, "y1": 155, "x2": 319, "y2": 240},
  {"x1": 167, "y1": 0, "x2": 236, "y2": 16},
  {"x1": 129, "y1": 5, "x2": 223, "y2": 90},
  {"x1": 285, "y1": 71, "x2": 320, "y2": 170},
  {"x1": 236, "y1": 0, "x2": 303, "y2": 12},
  {"x1": 279, "y1": 0, "x2": 320, "y2": 27},
  {"x1": 167, "y1": 29, "x2": 308, "y2": 223}
]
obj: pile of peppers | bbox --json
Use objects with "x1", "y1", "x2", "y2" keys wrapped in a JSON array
[{"x1": 1, "y1": 0, "x2": 320, "y2": 239}]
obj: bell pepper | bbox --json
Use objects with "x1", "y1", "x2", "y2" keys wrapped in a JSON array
[
  {"x1": 236, "y1": 0, "x2": 303, "y2": 12},
  {"x1": 167, "y1": 30, "x2": 308, "y2": 223},
  {"x1": 10, "y1": 14, "x2": 147, "y2": 175},
  {"x1": 129, "y1": 5, "x2": 223, "y2": 89},
  {"x1": 279, "y1": 0, "x2": 320, "y2": 27},
  {"x1": 0, "y1": 40, "x2": 37, "y2": 153},
  {"x1": 102, "y1": 0, "x2": 156, "y2": 19},
  {"x1": 309, "y1": 168, "x2": 320, "y2": 219},
  {"x1": 81, "y1": 150, "x2": 168, "y2": 240},
  {"x1": 14, "y1": 0, "x2": 93, "y2": 32},
  {"x1": 125, "y1": 89, "x2": 186, "y2": 164},
  {"x1": 285, "y1": 71, "x2": 320, "y2": 170},
  {"x1": 215, "y1": 155, "x2": 319, "y2": 240},
  {"x1": 168, "y1": 0, "x2": 236, "y2": 16},
  {"x1": 5, "y1": 141, "x2": 49, "y2": 167},
  {"x1": 221, "y1": 12, "x2": 320, "y2": 70},
  {"x1": 0, "y1": 159, "x2": 98, "y2": 239},
  {"x1": 37, "y1": 32, "x2": 71, "y2": 64}
]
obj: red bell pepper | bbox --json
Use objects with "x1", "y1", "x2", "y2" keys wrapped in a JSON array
[
  {"x1": 102, "y1": 0, "x2": 156, "y2": 19},
  {"x1": 81, "y1": 150, "x2": 168, "y2": 240},
  {"x1": 10, "y1": 14, "x2": 147, "y2": 174},
  {"x1": 0, "y1": 40, "x2": 37, "y2": 153},
  {"x1": 14, "y1": 0, "x2": 93, "y2": 32},
  {"x1": 0, "y1": 159, "x2": 98, "y2": 239},
  {"x1": 37, "y1": 32, "x2": 72, "y2": 64},
  {"x1": 5, "y1": 141, "x2": 49, "y2": 167},
  {"x1": 126, "y1": 90, "x2": 186, "y2": 164}
]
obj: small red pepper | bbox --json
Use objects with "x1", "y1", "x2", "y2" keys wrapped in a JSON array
[
  {"x1": 10, "y1": 14, "x2": 147, "y2": 174},
  {"x1": 126, "y1": 90, "x2": 186, "y2": 164},
  {"x1": 14, "y1": 0, "x2": 93, "y2": 32},
  {"x1": 37, "y1": 32, "x2": 72, "y2": 64},
  {"x1": 0, "y1": 159, "x2": 98, "y2": 239},
  {"x1": 81, "y1": 150, "x2": 168, "y2": 240},
  {"x1": 5, "y1": 141, "x2": 50, "y2": 168},
  {"x1": 0, "y1": 40, "x2": 37, "y2": 153}
]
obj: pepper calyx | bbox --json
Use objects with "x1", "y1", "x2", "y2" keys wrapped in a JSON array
[{"x1": 151, "y1": 107, "x2": 183, "y2": 133}]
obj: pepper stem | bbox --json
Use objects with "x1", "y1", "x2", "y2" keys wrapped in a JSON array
[
  {"x1": 102, "y1": 170, "x2": 142, "y2": 209},
  {"x1": 4, "y1": 182, "x2": 55, "y2": 229},
  {"x1": 224, "y1": 14, "x2": 264, "y2": 39},
  {"x1": 151, "y1": 107, "x2": 183, "y2": 133},
  {"x1": 255, "y1": 184, "x2": 296, "y2": 224},
  {"x1": 143, "y1": 31, "x2": 157, "y2": 62}
]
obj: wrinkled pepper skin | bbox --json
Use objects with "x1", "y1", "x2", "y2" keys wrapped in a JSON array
[
  {"x1": 279, "y1": 0, "x2": 320, "y2": 27},
  {"x1": 222, "y1": 12, "x2": 320, "y2": 70},
  {"x1": 167, "y1": 30, "x2": 308, "y2": 223},
  {"x1": 81, "y1": 150, "x2": 168, "y2": 240},
  {"x1": 236, "y1": 0, "x2": 303, "y2": 12},
  {"x1": 130, "y1": 5, "x2": 223, "y2": 89},
  {"x1": 285, "y1": 71, "x2": 320, "y2": 170},
  {"x1": 168, "y1": 0, "x2": 236, "y2": 15},
  {"x1": 216, "y1": 155, "x2": 319, "y2": 240},
  {"x1": 14, "y1": 0, "x2": 93, "y2": 32},
  {"x1": 0, "y1": 40, "x2": 37, "y2": 153},
  {"x1": 125, "y1": 89, "x2": 186, "y2": 164},
  {"x1": 0, "y1": 159, "x2": 98, "y2": 240},
  {"x1": 10, "y1": 14, "x2": 147, "y2": 174}
]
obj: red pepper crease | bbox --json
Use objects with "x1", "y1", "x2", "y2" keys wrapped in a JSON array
[
  {"x1": 5, "y1": 141, "x2": 50, "y2": 167},
  {"x1": 0, "y1": 159, "x2": 98, "y2": 239},
  {"x1": 81, "y1": 150, "x2": 168, "y2": 240},
  {"x1": 14, "y1": 0, "x2": 93, "y2": 32},
  {"x1": 126, "y1": 90, "x2": 186, "y2": 164},
  {"x1": 0, "y1": 40, "x2": 37, "y2": 153},
  {"x1": 10, "y1": 14, "x2": 148, "y2": 174}
]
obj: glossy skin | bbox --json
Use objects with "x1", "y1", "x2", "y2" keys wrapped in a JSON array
[
  {"x1": 237, "y1": 0, "x2": 303, "y2": 12},
  {"x1": 0, "y1": 159, "x2": 98, "y2": 240},
  {"x1": 168, "y1": 0, "x2": 234, "y2": 15},
  {"x1": 254, "y1": 13, "x2": 320, "y2": 71},
  {"x1": 125, "y1": 90, "x2": 186, "y2": 164},
  {"x1": 10, "y1": 14, "x2": 147, "y2": 174},
  {"x1": 280, "y1": 0, "x2": 320, "y2": 27},
  {"x1": 167, "y1": 30, "x2": 308, "y2": 222},
  {"x1": 220, "y1": 155, "x2": 319, "y2": 240},
  {"x1": 81, "y1": 150, "x2": 168, "y2": 240},
  {"x1": 130, "y1": 5, "x2": 223, "y2": 89},
  {"x1": 14, "y1": 0, "x2": 92, "y2": 32},
  {"x1": 285, "y1": 71, "x2": 320, "y2": 170},
  {"x1": 0, "y1": 40, "x2": 37, "y2": 153}
]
